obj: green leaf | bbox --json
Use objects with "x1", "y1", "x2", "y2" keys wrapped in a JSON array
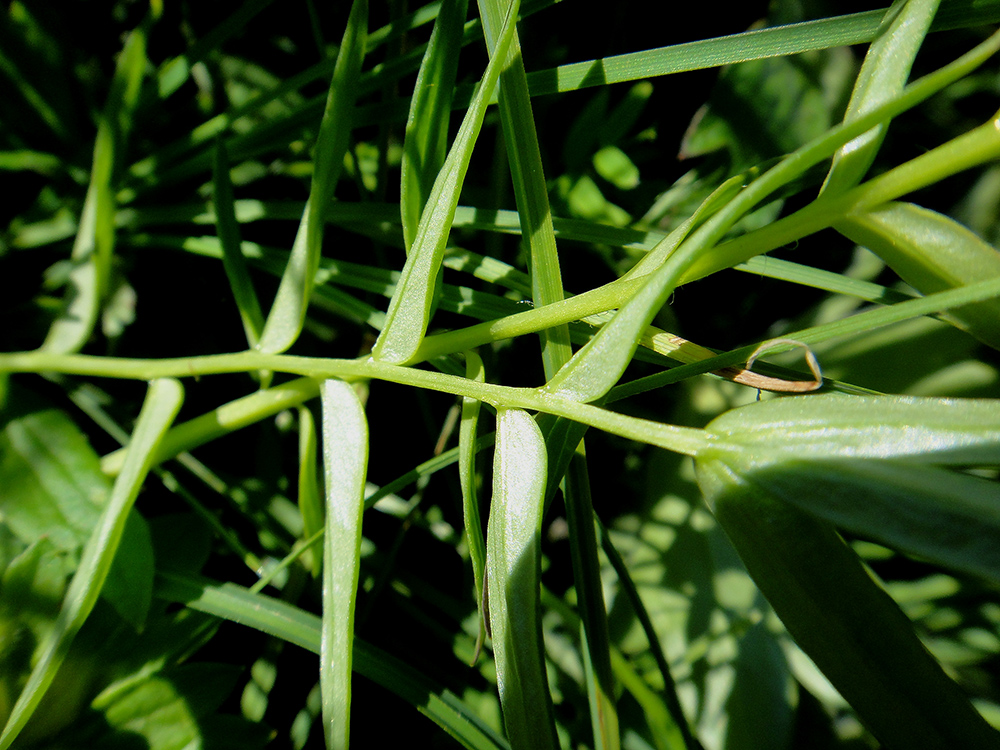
[
  {"x1": 822, "y1": 0, "x2": 941, "y2": 195},
  {"x1": 696, "y1": 456, "x2": 1000, "y2": 750},
  {"x1": 319, "y1": 379, "x2": 369, "y2": 750},
  {"x1": 0, "y1": 391, "x2": 113, "y2": 551},
  {"x1": 372, "y1": 0, "x2": 521, "y2": 364},
  {"x1": 93, "y1": 664, "x2": 270, "y2": 750},
  {"x1": 297, "y1": 405, "x2": 323, "y2": 577},
  {"x1": 155, "y1": 573, "x2": 511, "y2": 750},
  {"x1": 401, "y1": 0, "x2": 469, "y2": 251},
  {"x1": 477, "y1": 0, "x2": 573, "y2": 378},
  {"x1": 723, "y1": 457, "x2": 1000, "y2": 585},
  {"x1": 593, "y1": 145, "x2": 640, "y2": 190},
  {"x1": 704, "y1": 392, "x2": 1000, "y2": 466},
  {"x1": 836, "y1": 201, "x2": 1000, "y2": 349},
  {"x1": 460, "y1": 351, "x2": 487, "y2": 633},
  {"x1": 212, "y1": 139, "x2": 265, "y2": 348},
  {"x1": 0, "y1": 378, "x2": 184, "y2": 750},
  {"x1": 258, "y1": 0, "x2": 368, "y2": 354},
  {"x1": 486, "y1": 408, "x2": 558, "y2": 750},
  {"x1": 542, "y1": 177, "x2": 744, "y2": 402},
  {"x1": 42, "y1": 14, "x2": 153, "y2": 354},
  {"x1": 0, "y1": 386, "x2": 152, "y2": 628}
]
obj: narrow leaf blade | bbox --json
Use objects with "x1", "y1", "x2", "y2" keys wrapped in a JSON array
[
  {"x1": 319, "y1": 379, "x2": 369, "y2": 750},
  {"x1": 486, "y1": 408, "x2": 558, "y2": 750}
]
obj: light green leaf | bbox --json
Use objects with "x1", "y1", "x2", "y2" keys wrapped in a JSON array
[
  {"x1": 0, "y1": 378, "x2": 184, "y2": 750},
  {"x1": 401, "y1": 0, "x2": 469, "y2": 252},
  {"x1": 704, "y1": 393, "x2": 1000, "y2": 466},
  {"x1": 42, "y1": 14, "x2": 153, "y2": 354},
  {"x1": 460, "y1": 351, "x2": 487, "y2": 632},
  {"x1": 593, "y1": 145, "x2": 640, "y2": 190},
  {"x1": 0, "y1": 386, "x2": 152, "y2": 628},
  {"x1": 486, "y1": 408, "x2": 558, "y2": 750},
  {"x1": 720, "y1": 457, "x2": 1000, "y2": 585},
  {"x1": 258, "y1": 0, "x2": 367, "y2": 354},
  {"x1": 837, "y1": 201, "x2": 1000, "y2": 349},
  {"x1": 372, "y1": 0, "x2": 521, "y2": 364},
  {"x1": 319, "y1": 379, "x2": 369, "y2": 750},
  {"x1": 822, "y1": 0, "x2": 941, "y2": 196},
  {"x1": 297, "y1": 405, "x2": 323, "y2": 577},
  {"x1": 543, "y1": 177, "x2": 745, "y2": 402}
]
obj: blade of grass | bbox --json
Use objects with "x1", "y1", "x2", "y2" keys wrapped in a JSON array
[
  {"x1": 319, "y1": 379, "x2": 369, "y2": 750},
  {"x1": 563, "y1": 452, "x2": 619, "y2": 750},
  {"x1": 212, "y1": 140, "x2": 265, "y2": 348},
  {"x1": 477, "y1": 0, "x2": 572, "y2": 377},
  {"x1": 0, "y1": 378, "x2": 184, "y2": 749},
  {"x1": 154, "y1": 572, "x2": 512, "y2": 750},
  {"x1": 461, "y1": 2, "x2": 1000, "y2": 102},
  {"x1": 460, "y1": 350, "x2": 488, "y2": 659},
  {"x1": 371, "y1": 0, "x2": 521, "y2": 364},
  {"x1": 401, "y1": 0, "x2": 469, "y2": 251},
  {"x1": 610, "y1": 273, "x2": 1000, "y2": 400},
  {"x1": 298, "y1": 405, "x2": 323, "y2": 577},
  {"x1": 257, "y1": 0, "x2": 367, "y2": 354}
]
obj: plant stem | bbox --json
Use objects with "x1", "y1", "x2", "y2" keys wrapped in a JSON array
[{"x1": 0, "y1": 350, "x2": 709, "y2": 456}]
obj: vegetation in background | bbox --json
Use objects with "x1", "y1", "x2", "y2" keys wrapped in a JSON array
[{"x1": 2, "y1": 1, "x2": 1000, "y2": 748}]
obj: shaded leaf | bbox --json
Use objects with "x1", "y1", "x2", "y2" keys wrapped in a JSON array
[{"x1": 696, "y1": 456, "x2": 1000, "y2": 750}]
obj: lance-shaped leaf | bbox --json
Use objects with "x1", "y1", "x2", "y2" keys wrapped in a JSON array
[
  {"x1": 258, "y1": 0, "x2": 367, "y2": 354},
  {"x1": 43, "y1": 14, "x2": 153, "y2": 353},
  {"x1": 696, "y1": 456, "x2": 1000, "y2": 750},
  {"x1": 837, "y1": 202, "x2": 1000, "y2": 350},
  {"x1": 0, "y1": 378, "x2": 184, "y2": 750},
  {"x1": 822, "y1": 0, "x2": 940, "y2": 195},
  {"x1": 372, "y1": 0, "x2": 521, "y2": 365},
  {"x1": 543, "y1": 177, "x2": 745, "y2": 402},
  {"x1": 401, "y1": 0, "x2": 469, "y2": 252},
  {"x1": 460, "y1": 351, "x2": 487, "y2": 637},
  {"x1": 298, "y1": 405, "x2": 323, "y2": 577},
  {"x1": 704, "y1": 392, "x2": 1000, "y2": 465},
  {"x1": 695, "y1": 393, "x2": 1000, "y2": 747},
  {"x1": 702, "y1": 392, "x2": 1000, "y2": 580},
  {"x1": 319, "y1": 379, "x2": 369, "y2": 750},
  {"x1": 477, "y1": 0, "x2": 573, "y2": 377},
  {"x1": 486, "y1": 408, "x2": 558, "y2": 750}
]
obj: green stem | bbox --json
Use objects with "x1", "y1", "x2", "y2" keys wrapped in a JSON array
[
  {"x1": 0, "y1": 350, "x2": 709, "y2": 457},
  {"x1": 685, "y1": 109, "x2": 1000, "y2": 281}
]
